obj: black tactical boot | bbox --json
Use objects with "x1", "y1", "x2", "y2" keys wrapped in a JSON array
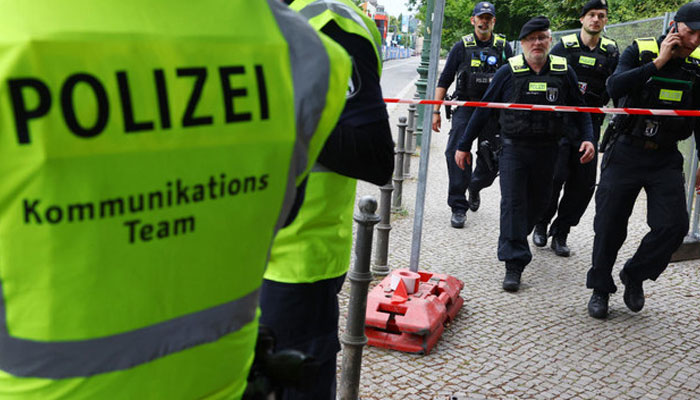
[
  {"x1": 551, "y1": 232, "x2": 570, "y2": 257},
  {"x1": 620, "y1": 269, "x2": 645, "y2": 312},
  {"x1": 587, "y1": 290, "x2": 609, "y2": 319},
  {"x1": 467, "y1": 189, "x2": 481, "y2": 212},
  {"x1": 450, "y1": 211, "x2": 466, "y2": 229},
  {"x1": 532, "y1": 223, "x2": 547, "y2": 247},
  {"x1": 502, "y1": 269, "x2": 521, "y2": 292}
]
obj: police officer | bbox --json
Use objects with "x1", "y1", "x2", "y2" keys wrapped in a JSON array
[
  {"x1": 432, "y1": 1, "x2": 513, "y2": 228},
  {"x1": 533, "y1": 0, "x2": 618, "y2": 257},
  {"x1": 586, "y1": 2, "x2": 700, "y2": 319},
  {"x1": 456, "y1": 16, "x2": 595, "y2": 292},
  {"x1": 260, "y1": 0, "x2": 395, "y2": 399},
  {"x1": 0, "y1": 1, "x2": 351, "y2": 398}
]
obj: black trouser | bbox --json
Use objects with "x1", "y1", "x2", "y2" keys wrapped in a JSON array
[
  {"x1": 498, "y1": 141, "x2": 559, "y2": 271},
  {"x1": 445, "y1": 106, "x2": 473, "y2": 213},
  {"x1": 539, "y1": 119, "x2": 602, "y2": 235},
  {"x1": 587, "y1": 141, "x2": 688, "y2": 293},
  {"x1": 259, "y1": 274, "x2": 346, "y2": 400}
]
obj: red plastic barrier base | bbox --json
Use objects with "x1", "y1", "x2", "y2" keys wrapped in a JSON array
[{"x1": 365, "y1": 269, "x2": 464, "y2": 354}]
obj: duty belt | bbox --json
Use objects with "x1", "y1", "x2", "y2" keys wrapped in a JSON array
[
  {"x1": 501, "y1": 137, "x2": 558, "y2": 147},
  {"x1": 617, "y1": 135, "x2": 674, "y2": 151}
]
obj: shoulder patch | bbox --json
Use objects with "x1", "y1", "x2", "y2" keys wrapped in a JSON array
[
  {"x1": 462, "y1": 34, "x2": 477, "y2": 48},
  {"x1": 508, "y1": 54, "x2": 529, "y2": 73},
  {"x1": 562, "y1": 34, "x2": 579, "y2": 49}
]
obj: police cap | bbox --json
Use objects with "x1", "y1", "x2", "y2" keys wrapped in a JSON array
[
  {"x1": 519, "y1": 16, "x2": 550, "y2": 40},
  {"x1": 580, "y1": 0, "x2": 608, "y2": 17},
  {"x1": 675, "y1": 2, "x2": 700, "y2": 30},
  {"x1": 473, "y1": 1, "x2": 496, "y2": 17}
]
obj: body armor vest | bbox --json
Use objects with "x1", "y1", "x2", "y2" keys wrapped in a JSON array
[
  {"x1": 500, "y1": 54, "x2": 569, "y2": 139},
  {"x1": 454, "y1": 33, "x2": 507, "y2": 100},
  {"x1": 623, "y1": 37, "x2": 700, "y2": 146},
  {"x1": 561, "y1": 33, "x2": 618, "y2": 107}
]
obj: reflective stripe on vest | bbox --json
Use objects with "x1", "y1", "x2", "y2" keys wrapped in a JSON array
[
  {"x1": 293, "y1": 0, "x2": 383, "y2": 75},
  {"x1": 0, "y1": 1, "x2": 349, "y2": 398}
]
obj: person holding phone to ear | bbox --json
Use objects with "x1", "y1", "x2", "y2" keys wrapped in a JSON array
[{"x1": 586, "y1": 2, "x2": 700, "y2": 319}]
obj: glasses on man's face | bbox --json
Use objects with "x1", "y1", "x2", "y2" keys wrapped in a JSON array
[{"x1": 522, "y1": 35, "x2": 551, "y2": 43}]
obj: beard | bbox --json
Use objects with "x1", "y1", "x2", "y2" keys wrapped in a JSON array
[
  {"x1": 583, "y1": 26, "x2": 602, "y2": 35},
  {"x1": 476, "y1": 26, "x2": 492, "y2": 36}
]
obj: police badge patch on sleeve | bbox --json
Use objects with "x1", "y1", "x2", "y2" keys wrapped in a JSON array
[
  {"x1": 347, "y1": 56, "x2": 361, "y2": 99},
  {"x1": 578, "y1": 81, "x2": 588, "y2": 95}
]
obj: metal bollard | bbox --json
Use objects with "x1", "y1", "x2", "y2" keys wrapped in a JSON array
[
  {"x1": 371, "y1": 182, "x2": 393, "y2": 276},
  {"x1": 404, "y1": 102, "x2": 417, "y2": 179},
  {"x1": 391, "y1": 117, "x2": 407, "y2": 211},
  {"x1": 339, "y1": 196, "x2": 380, "y2": 400}
]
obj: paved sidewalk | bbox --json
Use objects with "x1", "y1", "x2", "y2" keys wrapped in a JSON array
[{"x1": 339, "y1": 101, "x2": 700, "y2": 399}]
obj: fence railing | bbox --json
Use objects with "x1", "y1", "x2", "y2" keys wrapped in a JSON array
[{"x1": 382, "y1": 45, "x2": 414, "y2": 61}]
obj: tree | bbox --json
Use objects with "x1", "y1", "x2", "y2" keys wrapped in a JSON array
[{"x1": 407, "y1": 0, "x2": 687, "y2": 51}]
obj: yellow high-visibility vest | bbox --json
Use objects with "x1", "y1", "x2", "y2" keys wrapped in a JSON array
[{"x1": 0, "y1": 1, "x2": 350, "y2": 398}]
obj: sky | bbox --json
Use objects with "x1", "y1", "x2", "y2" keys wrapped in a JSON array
[{"x1": 380, "y1": 0, "x2": 414, "y2": 18}]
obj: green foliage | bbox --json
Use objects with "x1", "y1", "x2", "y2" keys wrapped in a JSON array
[{"x1": 408, "y1": 0, "x2": 686, "y2": 51}]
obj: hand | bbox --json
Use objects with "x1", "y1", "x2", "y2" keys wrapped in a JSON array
[
  {"x1": 654, "y1": 33, "x2": 680, "y2": 69},
  {"x1": 579, "y1": 141, "x2": 595, "y2": 164},
  {"x1": 432, "y1": 112, "x2": 441, "y2": 132},
  {"x1": 455, "y1": 150, "x2": 471, "y2": 170},
  {"x1": 695, "y1": 167, "x2": 700, "y2": 195}
]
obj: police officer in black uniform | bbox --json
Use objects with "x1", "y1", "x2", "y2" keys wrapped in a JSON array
[
  {"x1": 586, "y1": 2, "x2": 700, "y2": 319},
  {"x1": 432, "y1": 1, "x2": 513, "y2": 228},
  {"x1": 456, "y1": 16, "x2": 595, "y2": 292},
  {"x1": 533, "y1": 0, "x2": 619, "y2": 257}
]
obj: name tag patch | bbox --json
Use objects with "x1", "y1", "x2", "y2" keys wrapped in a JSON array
[
  {"x1": 579, "y1": 55, "x2": 596, "y2": 66},
  {"x1": 659, "y1": 89, "x2": 683, "y2": 102},
  {"x1": 529, "y1": 82, "x2": 547, "y2": 91}
]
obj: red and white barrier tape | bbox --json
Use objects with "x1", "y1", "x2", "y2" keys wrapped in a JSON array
[{"x1": 383, "y1": 98, "x2": 700, "y2": 117}]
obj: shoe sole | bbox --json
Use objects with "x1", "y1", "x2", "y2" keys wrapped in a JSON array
[
  {"x1": 588, "y1": 309, "x2": 608, "y2": 319},
  {"x1": 502, "y1": 283, "x2": 520, "y2": 292}
]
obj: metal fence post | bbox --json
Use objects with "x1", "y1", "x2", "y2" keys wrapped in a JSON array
[
  {"x1": 392, "y1": 117, "x2": 407, "y2": 211},
  {"x1": 372, "y1": 182, "x2": 393, "y2": 276},
  {"x1": 339, "y1": 196, "x2": 380, "y2": 400},
  {"x1": 404, "y1": 103, "x2": 417, "y2": 179}
]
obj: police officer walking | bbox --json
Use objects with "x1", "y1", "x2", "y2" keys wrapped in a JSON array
[
  {"x1": 260, "y1": 0, "x2": 395, "y2": 399},
  {"x1": 0, "y1": 1, "x2": 351, "y2": 398},
  {"x1": 533, "y1": 0, "x2": 619, "y2": 257},
  {"x1": 432, "y1": 1, "x2": 513, "y2": 228},
  {"x1": 586, "y1": 2, "x2": 700, "y2": 319},
  {"x1": 456, "y1": 16, "x2": 595, "y2": 292}
]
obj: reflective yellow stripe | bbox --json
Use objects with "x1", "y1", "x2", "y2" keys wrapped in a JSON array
[{"x1": 471, "y1": 59, "x2": 482, "y2": 67}]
